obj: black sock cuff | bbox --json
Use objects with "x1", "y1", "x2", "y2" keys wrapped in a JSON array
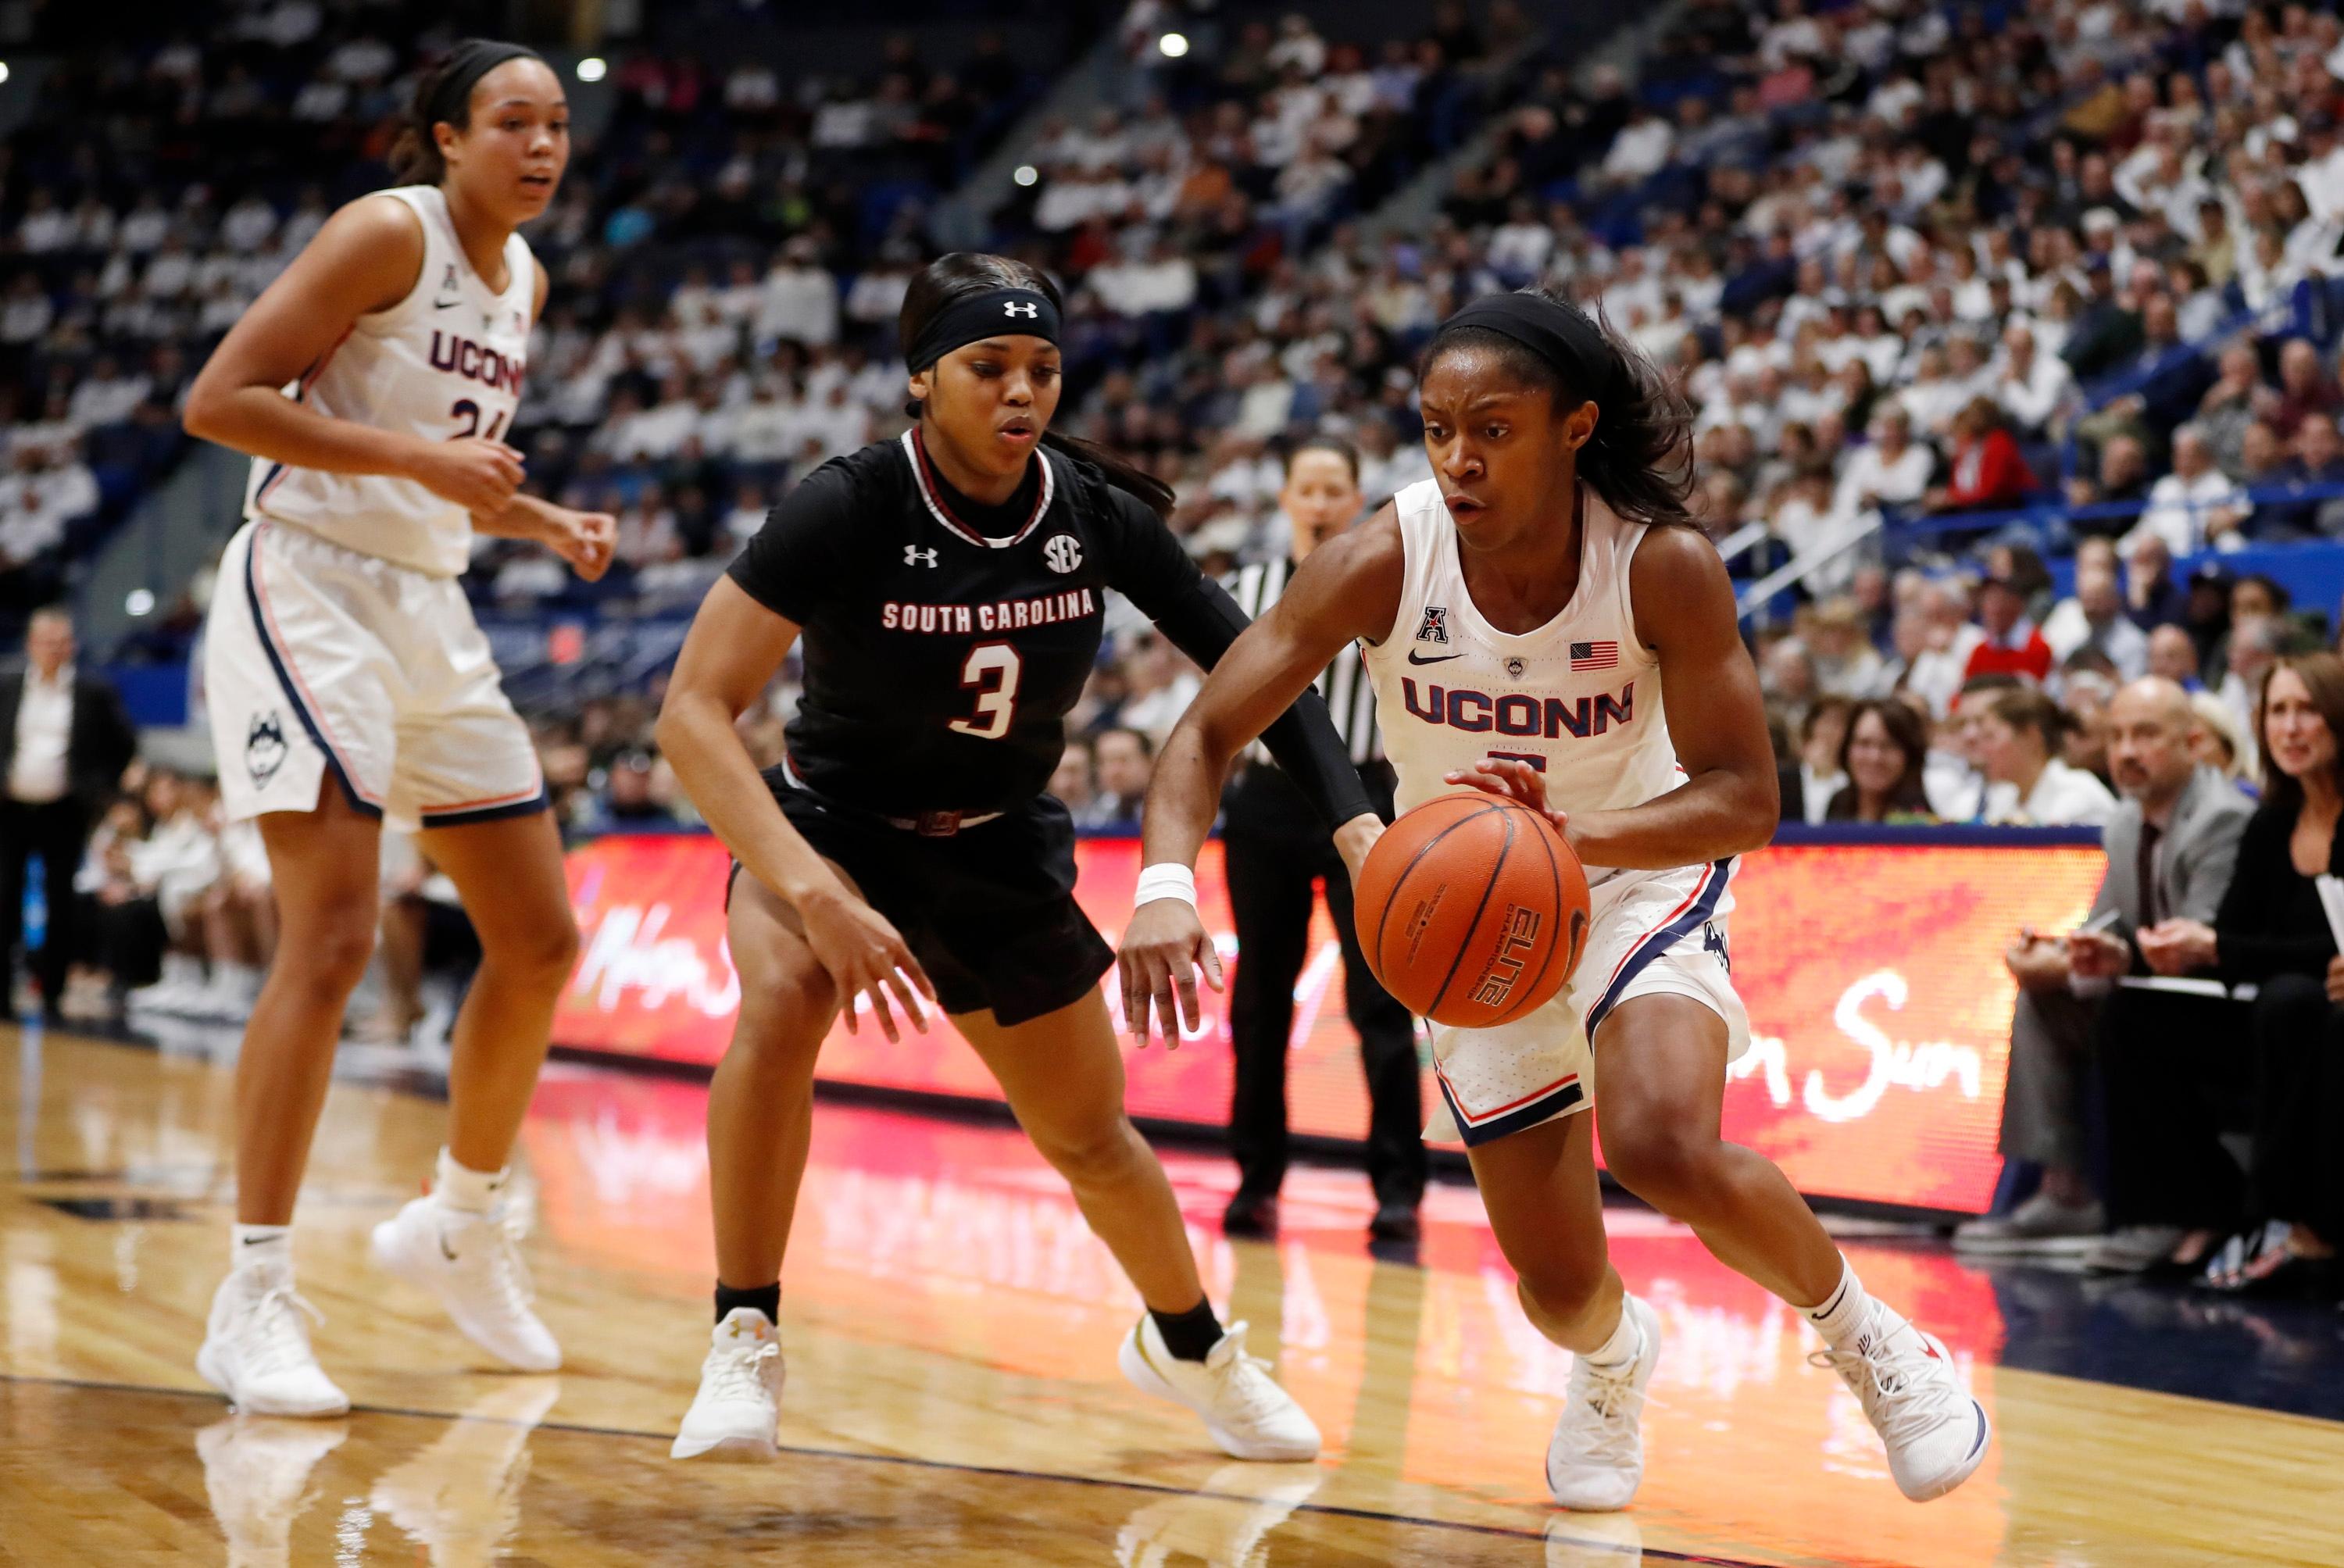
[
  {"x1": 716, "y1": 1281, "x2": 781, "y2": 1326},
  {"x1": 1150, "y1": 1298, "x2": 1223, "y2": 1362}
]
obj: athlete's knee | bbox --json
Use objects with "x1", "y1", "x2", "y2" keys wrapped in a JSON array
[
  {"x1": 273, "y1": 909, "x2": 377, "y2": 996},
  {"x1": 1031, "y1": 1113, "x2": 1145, "y2": 1188},
  {"x1": 482, "y1": 905, "x2": 580, "y2": 988},
  {"x1": 1603, "y1": 1120, "x2": 1734, "y2": 1216}
]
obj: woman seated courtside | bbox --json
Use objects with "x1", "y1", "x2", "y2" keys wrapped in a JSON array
[
  {"x1": 1824, "y1": 698, "x2": 1938, "y2": 824},
  {"x1": 2135, "y1": 652, "x2": 2344, "y2": 1297},
  {"x1": 1975, "y1": 687, "x2": 2118, "y2": 827}
]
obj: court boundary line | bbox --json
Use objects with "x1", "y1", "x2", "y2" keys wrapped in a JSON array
[{"x1": 0, "y1": 1370, "x2": 1790, "y2": 1566}]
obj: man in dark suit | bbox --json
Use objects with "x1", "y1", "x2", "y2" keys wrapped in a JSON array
[
  {"x1": 1955, "y1": 677, "x2": 2251, "y2": 1263},
  {"x1": 0, "y1": 608, "x2": 136, "y2": 1019}
]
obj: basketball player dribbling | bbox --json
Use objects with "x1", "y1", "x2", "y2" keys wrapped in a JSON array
[
  {"x1": 1122, "y1": 288, "x2": 1989, "y2": 1509},
  {"x1": 653, "y1": 252, "x2": 1374, "y2": 1462},
  {"x1": 183, "y1": 41, "x2": 615, "y2": 1414}
]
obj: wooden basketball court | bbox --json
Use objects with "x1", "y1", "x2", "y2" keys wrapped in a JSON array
[{"x1": 3, "y1": 1027, "x2": 2339, "y2": 1565}]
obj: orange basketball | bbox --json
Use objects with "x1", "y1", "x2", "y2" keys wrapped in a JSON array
[{"x1": 1353, "y1": 792, "x2": 1592, "y2": 1028}]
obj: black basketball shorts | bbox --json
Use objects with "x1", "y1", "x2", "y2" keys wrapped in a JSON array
[{"x1": 731, "y1": 775, "x2": 1114, "y2": 1027}]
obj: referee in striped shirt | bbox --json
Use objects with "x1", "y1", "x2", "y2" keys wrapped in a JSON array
[{"x1": 1220, "y1": 437, "x2": 1424, "y2": 1242}]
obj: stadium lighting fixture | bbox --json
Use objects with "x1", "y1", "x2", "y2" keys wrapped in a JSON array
[
  {"x1": 1158, "y1": 32, "x2": 1189, "y2": 59},
  {"x1": 1013, "y1": 164, "x2": 1038, "y2": 188},
  {"x1": 0, "y1": 63, "x2": 13, "y2": 84},
  {"x1": 125, "y1": 588, "x2": 154, "y2": 616},
  {"x1": 576, "y1": 57, "x2": 607, "y2": 83}
]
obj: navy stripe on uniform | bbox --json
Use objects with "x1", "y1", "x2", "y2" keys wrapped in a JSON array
[
  {"x1": 1583, "y1": 859, "x2": 1731, "y2": 1038},
  {"x1": 420, "y1": 788, "x2": 552, "y2": 827},
  {"x1": 1435, "y1": 1068, "x2": 1587, "y2": 1147},
  {"x1": 241, "y1": 528, "x2": 381, "y2": 819}
]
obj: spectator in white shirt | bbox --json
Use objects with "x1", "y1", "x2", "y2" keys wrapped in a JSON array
[
  {"x1": 1995, "y1": 320, "x2": 2074, "y2": 434},
  {"x1": 1599, "y1": 103, "x2": 1675, "y2": 188},
  {"x1": 2126, "y1": 423, "x2": 2250, "y2": 556},
  {"x1": 1977, "y1": 687, "x2": 2119, "y2": 827},
  {"x1": 754, "y1": 238, "x2": 838, "y2": 348},
  {"x1": 1832, "y1": 405, "x2": 1936, "y2": 527},
  {"x1": 2042, "y1": 554, "x2": 2152, "y2": 680}
]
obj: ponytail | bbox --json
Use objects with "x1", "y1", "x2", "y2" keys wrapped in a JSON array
[{"x1": 899, "y1": 251, "x2": 1176, "y2": 520}]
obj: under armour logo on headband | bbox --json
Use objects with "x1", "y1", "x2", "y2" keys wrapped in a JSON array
[{"x1": 1004, "y1": 301, "x2": 1038, "y2": 319}]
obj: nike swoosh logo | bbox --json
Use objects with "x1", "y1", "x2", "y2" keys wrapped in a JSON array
[
  {"x1": 439, "y1": 1230, "x2": 459, "y2": 1262},
  {"x1": 1406, "y1": 649, "x2": 1463, "y2": 665},
  {"x1": 434, "y1": 298, "x2": 459, "y2": 310}
]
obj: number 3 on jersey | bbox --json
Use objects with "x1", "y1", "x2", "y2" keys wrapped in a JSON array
[{"x1": 948, "y1": 642, "x2": 1021, "y2": 739}]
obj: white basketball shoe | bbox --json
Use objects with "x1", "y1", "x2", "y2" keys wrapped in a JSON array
[
  {"x1": 1117, "y1": 1316, "x2": 1321, "y2": 1462},
  {"x1": 1546, "y1": 1293, "x2": 1660, "y2": 1512},
  {"x1": 1810, "y1": 1300, "x2": 1991, "y2": 1502},
  {"x1": 370, "y1": 1195, "x2": 561, "y2": 1373},
  {"x1": 671, "y1": 1307, "x2": 785, "y2": 1460},
  {"x1": 196, "y1": 1266, "x2": 350, "y2": 1418}
]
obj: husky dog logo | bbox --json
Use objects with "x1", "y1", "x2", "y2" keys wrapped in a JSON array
[
  {"x1": 1505, "y1": 656, "x2": 1526, "y2": 679},
  {"x1": 1415, "y1": 605, "x2": 1449, "y2": 645},
  {"x1": 245, "y1": 711, "x2": 288, "y2": 788}
]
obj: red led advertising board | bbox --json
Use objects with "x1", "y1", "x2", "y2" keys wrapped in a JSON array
[{"x1": 555, "y1": 833, "x2": 2106, "y2": 1213}]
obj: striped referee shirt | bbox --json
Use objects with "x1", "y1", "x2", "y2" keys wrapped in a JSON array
[{"x1": 1227, "y1": 556, "x2": 1383, "y2": 767}]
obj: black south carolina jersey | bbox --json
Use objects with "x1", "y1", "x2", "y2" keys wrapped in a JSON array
[{"x1": 727, "y1": 430, "x2": 1371, "y2": 827}]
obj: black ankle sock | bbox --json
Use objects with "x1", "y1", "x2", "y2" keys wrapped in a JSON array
[
  {"x1": 1150, "y1": 1299, "x2": 1224, "y2": 1362},
  {"x1": 715, "y1": 1281, "x2": 781, "y2": 1326}
]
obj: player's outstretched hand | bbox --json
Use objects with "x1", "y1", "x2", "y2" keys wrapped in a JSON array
[
  {"x1": 1119, "y1": 896, "x2": 1222, "y2": 1050},
  {"x1": 552, "y1": 506, "x2": 617, "y2": 581},
  {"x1": 1442, "y1": 757, "x2": 1570, "y2": 838},
  {"x1": 409, "y1": 436, "x2": 524, "y2": 516},
  {"x1": 799, "y1": 889, "x2": 935, "y2": 1044}
]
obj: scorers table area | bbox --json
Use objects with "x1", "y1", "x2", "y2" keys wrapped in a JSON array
[{"x1": 551, "y1": 823, "x2": 2109, "y2": 1218}]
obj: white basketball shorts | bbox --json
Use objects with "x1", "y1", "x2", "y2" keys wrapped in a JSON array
[
  {"x1": 1424, "y1": 856, "x2": 1749, "y2": 1147},
  {"x1": 205, "y1": 519, "x2": 545, "y2": 832}
]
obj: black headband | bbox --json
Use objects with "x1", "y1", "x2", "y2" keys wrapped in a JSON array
[
  {"x1": 424, "y1": 40, "x2": 541, "y2": 132},
  {"x1": 1440, "y1": 291, "x2": 1627, "y2": 415},
  {"x1": 904, "y1": 288, "x2": 1061, "y2": 373}
]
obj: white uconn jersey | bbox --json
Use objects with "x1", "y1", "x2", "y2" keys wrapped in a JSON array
[
  {"x1": 1361, "y1": 479, "x2": 1682, "y2": 820},
  {"x1": 243, "y1": 185, "x2": 534, "y2": 577}
]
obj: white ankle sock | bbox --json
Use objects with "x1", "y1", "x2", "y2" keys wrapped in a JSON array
[
  {"x1": 231, "y1": 1223, "x2": 291, "y2": 1273},
  {"x1": 1581, "y1": 1297, "x2": 1643, "y2": 1370},
  {"x1": 434, "y1": 1147, "x2": 506, "y2": 1214},
  {"x1": 1803, "y1": 1261, "x2": 1876, "y2": 1348}
]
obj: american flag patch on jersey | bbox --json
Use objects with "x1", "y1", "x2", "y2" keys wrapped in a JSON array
[{"x1": 1570, "y1": 641, "x2": 1619, "y2": 670}]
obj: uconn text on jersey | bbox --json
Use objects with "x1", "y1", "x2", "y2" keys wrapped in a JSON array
[{"x1": 1399, "y1": 677, "x2": 1637, "y2": 739}]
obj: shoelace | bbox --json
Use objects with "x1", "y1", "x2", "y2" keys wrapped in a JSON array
[
  {"x1": 1206, "y1": 1327, "x2": 1290, "y2": 1423},
  {"x1": 708, "y1": 1336, "x2": 781, "y2": 1404},
  {"x1": 447, "y1": 1209, "x2": 538, "y2": 1320},
  {"x1": 1560, "y1": 1355, "x2": 1646, "y2": 1466},
  {"x1": 238, "y1": 1282, "x2": 326, "y2": 1379},
  {"x1": 1807, "y1": 1334, "x2": 1971, "y2": 1448}
]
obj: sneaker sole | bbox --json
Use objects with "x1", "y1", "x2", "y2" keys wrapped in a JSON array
[
  {"x1": 1116, "y1": 1329, "x2": 1318, "y2": 1463},
  {"x1": 370, "y1": 1217, "x2": 563, "y2": 1373},
  {"x1": 670, "y1": 1430, "x2": 780, "y2": 1461},
  {"x1": 195, "y1": 1341, "x2": 349, "y2": 1418},
  {"x1": 1899, "y1": 1398, "x2": 1992, "y2": 1502}
]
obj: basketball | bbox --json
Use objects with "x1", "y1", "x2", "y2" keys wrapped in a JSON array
[{"x1": 1353, "y1": 792, "x2": 1592, "y2": 1029}]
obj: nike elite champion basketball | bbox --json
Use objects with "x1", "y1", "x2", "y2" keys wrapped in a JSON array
[{"x1": 1352, "y1": 793, "x2": 1591, "y2": 1028}]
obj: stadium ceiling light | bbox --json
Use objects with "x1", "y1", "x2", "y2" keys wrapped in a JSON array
[
  {"x1": 0, "y1": 63, "x2": 13, "y2": 84},
  {"x1": 575, "y1": 56, "x2": 607, "y2": 84},
  {"x1": 1013, "y1": 164, "x2": 1038, "y2": 188},
  {"x1": 1158, "y1": 32, "x2": 1189, "y2": 59},
  {"x1": 125, "y1": 588, "x2": 154, "y2": 616}
]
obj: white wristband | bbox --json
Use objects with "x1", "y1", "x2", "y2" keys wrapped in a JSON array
[{"x1": 1134, "y1": 863, "x2": 1198, "y2": 911}]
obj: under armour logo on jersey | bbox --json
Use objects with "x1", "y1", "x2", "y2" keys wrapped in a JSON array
[
  {"x1": 905, "y1": 545, "x2": 939, "y2": 567},
  {"x1": 1042, "y1": 534, "x2": 1082, "y2": 574},
  {"x1": 1415, "y1": 605, "x2": 1449, "y2": 645},
  {"x1": 245, "y1": 711, "x2": 288, "y2": 788},
  {"x1": 1004, "y1": 301, "x2": 1039, "y2": 319}
]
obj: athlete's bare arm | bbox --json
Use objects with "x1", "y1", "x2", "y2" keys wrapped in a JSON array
[
  {"x1": 182, "y1": 194, "x2": 524, "y2": 518},
  {"x1": 1120, "y1": 507, "x2": 1400, "y2": 1041},
  {"x1": 470, "y1": 259, "x2": 613, "y2": 574},
  {"x1": 1450, "y1": 527, "x2": 1780, "y2": 868},
  {"x1": 657, "y1": 577, "x2": 935, "y2": 1038}
]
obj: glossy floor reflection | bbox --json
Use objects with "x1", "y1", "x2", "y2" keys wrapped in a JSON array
[{"x1": 5, "y1": 1026, "x2": 2343, "y2": 1565}]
